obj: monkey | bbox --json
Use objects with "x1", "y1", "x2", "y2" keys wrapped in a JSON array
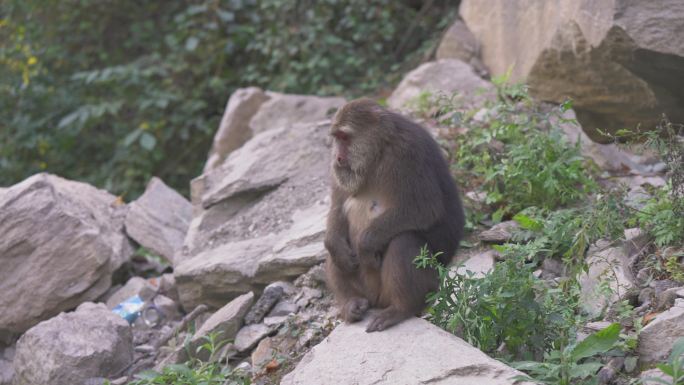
[{"x1": 324, "y1": 98, "x2": 464, "y2": 332}]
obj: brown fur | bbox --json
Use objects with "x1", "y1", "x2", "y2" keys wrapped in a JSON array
[{"x1": 324, "y1": 98, "x2": 465, "y2": 332}]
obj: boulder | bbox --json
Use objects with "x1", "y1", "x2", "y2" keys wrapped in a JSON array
[
  {"x1": 124, "y1": 177, "x2": 192, "y2": 265},
  {"x1": 436, "y1": 19, "x2": 488, "y2": 76},
  {"x1": 204, "y1": 89, "x2": 344, "y2": 172},
  {"x1": 638, "y1": 298, "x2": 684, "y2": 364},
  {"x1": 387, "y1": 59, "x2": 494, "y2": 111},
  {"x1": 12, "y1": 302, "x2": 133, "y2": 385},
  {"x1": 579, "y1": 241, "x2": 636, "y2": 318},
  {"x1": 460, "y1": 0, "x2": 684, "y2": 142},
  {"x1": 176, "y1": 119, "x2": 331, "y2": 310},
  {"x1": 204, "y1": 87, "x2": 270, "y2": 171},
  {"x1": 249, "y1": 91, "x2": 345, "y2": 135},
  {"x1": 0, "y1": 173, "x2": 132, "y2": 340},
  {"x1": 281, "y1": 316, "x2": 532, "y2": 385}
]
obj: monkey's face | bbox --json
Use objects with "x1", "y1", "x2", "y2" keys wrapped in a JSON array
[{"x1": 330, "y1": 123, "x2": 380, "y2": 194}]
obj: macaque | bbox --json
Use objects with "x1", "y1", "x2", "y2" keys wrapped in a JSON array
[{"x1": 324, "y1": 98, "x2": 464, "y2": 332}]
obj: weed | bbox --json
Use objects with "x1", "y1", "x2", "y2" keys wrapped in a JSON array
[
  {"x1": 130, "y1": 332, "x2": 250, "y2": 385},
  {"x1": 643, "y1": 337, "x2": 684, "y2": 385},
  {"x1": 512, "y1": 323, "x2": 621, "y2": 385}
]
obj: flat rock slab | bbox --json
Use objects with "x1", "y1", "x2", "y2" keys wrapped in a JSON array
[
  {"x1": 281, "y1": 316, "x2": 532, "y2": 385},
  {"x1": 175, "y1": 202, "x2": 327, "y2": 310},
  {"x1": 0, "y1": 173, "x2": 132, "y2": 340},
  {"x1": 125, "y1": 177, "x2": 192, "y2": 265},
  {"x1": 13, "y1": 302, "x2": 133, "y2": 385}
]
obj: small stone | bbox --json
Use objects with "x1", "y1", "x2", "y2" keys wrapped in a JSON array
[
  {"x1": 158, "y1": 273, "x2": 179, "y2": 303},
  {"x1": 465, "y1": 191, "x2": 486, "y2": 204},
  {"x1": 213, "y1": 343, "x2": 237, "y2": 364},
  {"x1": 656, "y1": 287, "x2": 683, "y2": 311},
  {"x1": 296, "y1": 328, "x2": 319, "y2": 350},
  {"x1": 295, "y1": 288, "x2": 323, "y2": 308},
  {"x1": 585, "y1": 321, "x2": 613, "y2": 331},
  {"x1": 295, "y1": 264, "x2": 327, "y2": 287},
  {"x1": 264, "y1": 316, "x2": 288, "y2": 327},
  {"x1": 650, "y1": 280, "x2": 681, "y2": 296},
  {"x1": 639, "y1": 287, "x2": 655, "y2": 306},
  {"x1": 455, "y1": 249, "x2": 496, "y2": 278},
  {"x1": 234, "y1": 361, "x2": 252, "y2": 375},
  {"x1": 234, "y1": 324, "x2": 273, "y2": 352},
  {"x1": 188, "y1": 292, "x2": 254, "y2": 360},
  {"x1": 110, "y1": 377, "x2": 128, "y2": 385},
  {"x1": 268, "y1": 301, "x2": 299, "y2": 317},
  {"x1": 478, "y1": 221, "x2": 518, "y2": 244},
  {"x1": 153, "y1": 295, "x2": 181, "y2": 321},
  {"x1": 106, "y1": 277, "x2": 158, "y2": 309},
  {"x1": 640, "y1": 368, "x2": 672, "y2": 385},
  {"x1": 134, "y1": 344, "x2": 155, "y2": 354},
  {"x1": 245, "y1": 284, "x2": 285, "y2": 325},
  {"x1": 541, "y1": 258, "x2": 565, "y2": 279},
  {"x1": 676, "y1": 288, "x2": 684, "y2": 298},
  {"x1": 252, "y1": 337, "x2": 275, "y2": 369}
]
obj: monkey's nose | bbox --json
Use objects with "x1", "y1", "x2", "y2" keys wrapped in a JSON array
[{"x1": 336, "y1": 156, "x2": 348, "y2": 167}]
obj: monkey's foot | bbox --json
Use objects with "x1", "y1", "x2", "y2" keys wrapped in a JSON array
[
  {"x1": 341, "y1": 297, "x2": 370, "y2": 323},
  {"x1": 366, "y1": 308, "x2": 410, "y2": 332}
]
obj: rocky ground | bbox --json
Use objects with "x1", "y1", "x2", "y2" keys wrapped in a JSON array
[{"x1": 1, "y1": 2, "x2": 683, "y2": 384}]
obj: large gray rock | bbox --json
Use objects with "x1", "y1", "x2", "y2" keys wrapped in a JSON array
[
  {"x1": 176, "y1": 119, "x2": 331, "y2": 310},
  {"x1": 460, "y1": 0, "x2": 684, "y2": 142},
  {"x1": 12, "y1": 302, "x2": 133, "y2": 385},
  {"x1": 638, "y1": 298, "x2": 684, "y2": 364},
  {"x1": 249, "y1": 91, "x2": 345, "y2": 135},
  {"x1": 387, "y1": 59, "x2": 494, "y2": 112},
  {"x1": 125, "y1": 177, "x2": 192, "y2": 265},
  {"x1": 281, "y1": 316, "x2": 532, "y2": 385},
  {"x1": 204, "y1": 87, "x2": 269, "y2": 172},
  {"x1": 204, "y1": 89, "x2": 344, "y2": 172},
  {"x1": 0, "y1": 173, "x2": 132, "y2": 340}
]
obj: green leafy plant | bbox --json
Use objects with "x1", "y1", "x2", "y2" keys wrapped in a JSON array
[
  {"x1": 643, "y1": 337, "x2": 684, "y2": 385},
  {"x1": 130, "y1": 332, "x2": 249, "y2": 385},
  {"x1": 444, "y1": 79, "x2": 596, "y2": 221},
  {"x1": 1, "y1": 0, "x2": 453, "y2": 197},
  {"x1": 415, "y1": 246, "x2": 576, "y2": 359},
  {"x1": 512, "y1": 323, "x2": 621, "y2": 385}
]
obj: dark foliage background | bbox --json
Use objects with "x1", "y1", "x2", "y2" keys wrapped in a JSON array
[{"x1": 0, "y1": 0, "x2": 455, "y2": 198}]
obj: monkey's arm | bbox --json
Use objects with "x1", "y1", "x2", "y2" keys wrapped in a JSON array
[{"x1": 324, "y1": 186, "x2": 358, "y2": 273}]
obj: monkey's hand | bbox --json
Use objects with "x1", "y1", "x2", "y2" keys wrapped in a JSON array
[
  {"x1": 358, "y1": 229, "x2": 384, "y2": 270},
  {"x1": 325, "y1": 237, "x2": 359, "y2": 273}
]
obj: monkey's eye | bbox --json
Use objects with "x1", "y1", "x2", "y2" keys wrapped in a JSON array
[{"x1": 332, "y1": 131, "x2": 350, "y2": 141}]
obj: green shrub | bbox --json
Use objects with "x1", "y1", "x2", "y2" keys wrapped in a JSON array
[
  {"x1": 0, "y1": 0, "x2": 453, "y2": 197},
  {"x1": 415, "y1": 247, "x2": 578, "y2": 360},
  {"x1": 421, "y1": 78, "x2": 598, "y2": 221}
]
